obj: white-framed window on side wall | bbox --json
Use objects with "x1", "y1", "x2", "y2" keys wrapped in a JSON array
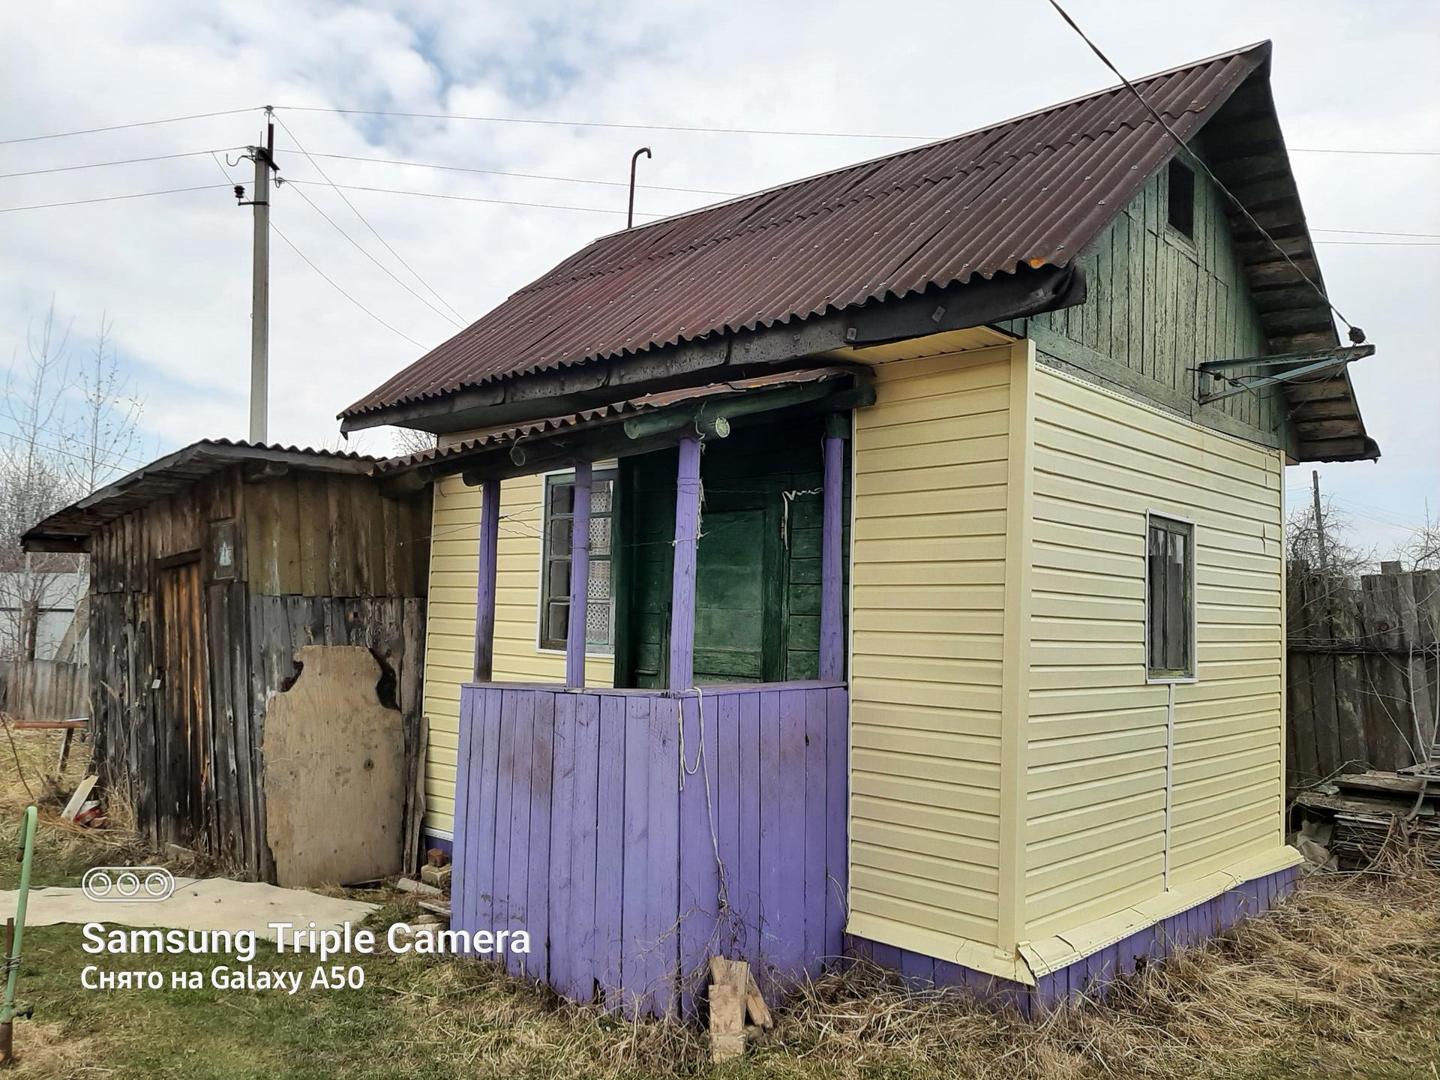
[
  {"x1": 539, "y1": 468, "x2": 618, "y2": 653},
  {"x1": 1145, "y1": 512, "x2": 1196, "y2": 683}
]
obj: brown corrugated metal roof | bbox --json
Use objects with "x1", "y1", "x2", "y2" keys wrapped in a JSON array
[{"x1": 342, "y1": 42, "x2": 1272, "y2": 420}]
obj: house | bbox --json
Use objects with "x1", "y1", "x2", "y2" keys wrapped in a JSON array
[
  {"x1": 0, "y1": 559, "x2": 86, "y2": 663},
  {"x1": 22, "y1": 440, "x2": 432, "y2": 883},
  {"x1": 347, "y1": 41, "x2": 1376, "y2": 1014},
  {"x1": 0, "y1": 555, "x2": 89, "y2": 722}
]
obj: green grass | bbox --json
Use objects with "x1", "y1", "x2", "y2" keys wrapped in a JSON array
[{"x1": 4, "y1": 726, "x2": 1439, "y2": 1079}]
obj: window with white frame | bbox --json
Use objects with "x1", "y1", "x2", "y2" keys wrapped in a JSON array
[
  {"x1": 1146, "y1": 514, "x2": 1195, "y2": 680},
  {"x1": 540, "y1": 470, "x2": 616, "y2": 652}
]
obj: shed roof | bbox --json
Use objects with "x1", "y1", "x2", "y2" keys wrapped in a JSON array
[
  {"x1": 342, "y1": 42, "x2": 1281, "y2": 421},
  {"x1": 21, "y1": 440, "x2": 378, "y2": 552}
]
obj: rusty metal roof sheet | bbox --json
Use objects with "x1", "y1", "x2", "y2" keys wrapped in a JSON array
[
  {"x1": 22, "y1": 440, "x2": 379, "y2": 551},
  {"x1": 343, "y1": 43, "x2": 1272, "y2": 420}
]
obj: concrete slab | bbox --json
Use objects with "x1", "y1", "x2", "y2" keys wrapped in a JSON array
[{"x1": 0, "y1": 877, "x2": 378, "y2": 939}]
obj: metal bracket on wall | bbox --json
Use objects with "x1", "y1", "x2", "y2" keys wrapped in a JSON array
[{"x1": 1194, "y1": 344, "x2": 1375, "y2": 405}]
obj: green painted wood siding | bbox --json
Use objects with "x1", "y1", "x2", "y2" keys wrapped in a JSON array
[{"x1": 1002, "y1": 152, "x2": 1286, "y2": 450}]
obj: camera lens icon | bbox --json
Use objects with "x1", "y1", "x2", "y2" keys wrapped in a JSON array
[{"x1": 82, "y1": 866, "x2": 175, "y2": 903}]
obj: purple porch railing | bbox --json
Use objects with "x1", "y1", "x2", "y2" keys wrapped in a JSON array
[{"x1": 450, "y1": 680, "x2": 849, "y2": 1019}]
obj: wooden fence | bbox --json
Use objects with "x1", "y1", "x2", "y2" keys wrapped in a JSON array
[
  {"x1": 0, "y1": 659, "x2": 89, "y2": 722},
  {"x1": 1287, "y1": 567, "x2": 1439, "y2": 789}
]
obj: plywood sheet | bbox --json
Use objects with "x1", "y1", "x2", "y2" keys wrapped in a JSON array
[{"x1": 263, "y1": 645, "x2": 405, "y2": 887}]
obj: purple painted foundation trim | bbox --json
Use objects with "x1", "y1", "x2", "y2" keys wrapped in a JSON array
[
  {"x1": 819, "y1": 432, "x2": 844, "y2": 681},
  {"x1": 565, "y1": 461, "x2": 592, "y2": 688},
  {"x1": 451, "y1": 681, "x2": 850, "y2": 1019},
  {"x1": 668, "y1": 437, "x2": 701, "y2": 690},
  {"x1": 472, "y1": 478, "x2": 501, "y2": 682},
  {"x1": 847, "y1": 865, "x2": 1301, "y2": 1017}
]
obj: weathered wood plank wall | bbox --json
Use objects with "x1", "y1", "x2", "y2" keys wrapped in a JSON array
[
  {"x1": 0, "y1": 660, "x2": 88, "y2": 721},
  {"x1": 86, "y1": 464, "x2": 431, "y2": 879},
  {"x1": 451, "y1": 682, "x2": 849, "y2": 1018},
  {"x1": 1287, "y1": 568, "x2": 1440, "y2": 787},
  {"x1": 1000, "y1": 146, "x2": 1283, "y2": 450}
]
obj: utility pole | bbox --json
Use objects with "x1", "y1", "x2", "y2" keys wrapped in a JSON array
[
  {"x1": 241, "y1": 109, "x2": 276, "y2": 444},
  {"x1": 1311, "y1": 469, "x2": 1328, "y2": 573}
]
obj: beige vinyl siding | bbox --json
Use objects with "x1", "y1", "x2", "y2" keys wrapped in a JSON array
[
  {"x1": 1024, "y1": 365, "x2": 1285, "y2": 940},
  {"x1": 848, "y1": 343, "x2": 1014, "y2": 953},
  {"x1": 421, "y1": 466, "x2": 614, "y2": 835}
]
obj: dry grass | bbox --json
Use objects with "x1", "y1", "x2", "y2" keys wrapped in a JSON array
[
  {"x1": 756, "y1": 859, "x2": 1440, "y2": 1079},
  {"x1": 0, "y1": 722, "x2": 149, "y2": 887},
  {"x1": 357, "y1": 857, "x2": 1440, "y2": 1080}
]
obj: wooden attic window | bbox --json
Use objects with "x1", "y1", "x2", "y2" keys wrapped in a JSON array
[{"x1": 1167, "y1": 159, "x2": 1195, "y2": 240}]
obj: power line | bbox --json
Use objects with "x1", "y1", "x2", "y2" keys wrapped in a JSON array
[
  {"x1": 0, "y1": 183, "x2": 233, "y2": 214},
  {"x1": 270, "y1": 112, "x2": 467, "y2": 323},
  {"x1": 281, "y1": 180, "x2": 465, "y2": 328},
  {"x1": 1043, "y1": 0, "x2": 1364, "y2": 341},
  {"x1": 0, "y1": 148, "x2": 249, "y2": 180},
  {"x1": 277, "y1": 106, "x2": 1440, "y2": 156},
  {"x1": 0, "y1": 424, "x2": 152, "y2": 471},
  {"x1": 1290, "y1": 147, "x2": 1440, "y2": 157},
  {"x1": 1313, "y1": 228, "x2": 1440, "y2": 239},
  {"x1": 1312, "y1": 240, "x2": 1440, "y2": 247},
  {"x1": 268, "y1": 219, "x2": 424, "y2": 349},
  {"x1": 283, "y1": 178, "x2": 653, "y2": 217},
  {"x1": 0, "y1": 108, "x2": 261, "y2": 146},
  {"x1": 274, "y1": 103, "x2": 932, "y2": 142},
  {"x1": 286, "y1": 149, "x2": 740, "y2": 196}
]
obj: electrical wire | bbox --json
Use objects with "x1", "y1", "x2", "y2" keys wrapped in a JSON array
[
  {"x1": 1313, "y1": 228, "x2": 1440, "y2": 239},
  {"x1": 286, "y1": 149, "x2": 741, "y2": 197},
  {"x1": 1312, "y1": 240, "x2": 1440, "y2": 247},
  {"x1": 268, "y1": 220, "x2": 425, "y2": 349},
  {"x1": 1290, "y1": 147, "x2": 1440, "y2": 157},
  {"x1": 1043, "y1": 0, "x2": 1366, "y2": 340},
  {"x1": 282, "y1": 179, "x2": 465, "y2": 328},
  {"x1": 0, "y1": 108, "x2": 262, "y2": 146},
  {"x1": 0, "y1": 148, "x2": 250, "y2": 180},
  {"x1": 0, "y1": 424, "x2": 151, "y2": 471},
  {"x1": 270, "y1": 111, "x2": 468, "y2": 323},
  {"x1": 282, "y1": 178, "x2": 651, "y2": 217},
  {"x1": 0, "y1": 183, "x2": 232, "y2": 214},
  {"x1": 274, "y1": 104, "x2": 932, "y2": 141}
]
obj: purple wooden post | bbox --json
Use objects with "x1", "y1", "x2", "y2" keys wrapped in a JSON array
[
  {"x1": 668, "y1": 437, "x2": 701, "y2": 690},
  {"x1": 472, "y1": 477, "x2": 500, "y2": 682},
  {"x1": 566, "y1": 462, "x2": 592, "y2": 688},
  {"x1": 819, "y1": 415, "x2": 846, "y2": 681}
]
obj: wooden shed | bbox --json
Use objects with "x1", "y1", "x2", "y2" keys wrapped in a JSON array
[{"x1": 23, "y1": 440, "x2": 432, "y2": 883}]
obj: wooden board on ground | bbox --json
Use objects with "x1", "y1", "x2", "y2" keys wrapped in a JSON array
[{"x1": 262, "y1": 645, "x2": 406, "y2": 887}]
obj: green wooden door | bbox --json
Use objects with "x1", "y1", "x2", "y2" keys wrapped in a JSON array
[
  {"x1": 614, "y1": 416, "x2": 847, "y2": 688},
  {"x1": 692, "y1": 496, "x2": 783, "y2": 683}
]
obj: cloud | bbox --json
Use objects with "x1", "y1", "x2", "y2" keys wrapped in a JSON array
[{"x1": 1, "y1": 0, "x2": 1435, "y2": 556}]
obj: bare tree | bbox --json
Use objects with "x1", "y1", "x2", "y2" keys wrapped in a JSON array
[
  {"x1": 1394, "y1": 504, "x2": 1440, "y2": 572},
  {"x1": 1, "y1": 304, "x2": 143, "y2": 663},
  {"x1": 388, "y1": 425, "x2": 437, "y2": 458},
  {"x1": 65, "y1": 314, "x2": 143, "y2": 495}
]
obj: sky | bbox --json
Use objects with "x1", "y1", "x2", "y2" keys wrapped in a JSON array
[{"x1": 0, "y1": 0, "x2": 1435, "y2": 558}]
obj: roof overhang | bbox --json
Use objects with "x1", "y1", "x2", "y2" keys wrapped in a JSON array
[
  {"x1": 375, "y1": 366, "x2": 875, "y2": 489},
  {"x1": 22, "y1": 440, "x2": 379, "y2": 553},
  {"x1": 342, "y1": 263, "x2": 1082, "y2": 438}
]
